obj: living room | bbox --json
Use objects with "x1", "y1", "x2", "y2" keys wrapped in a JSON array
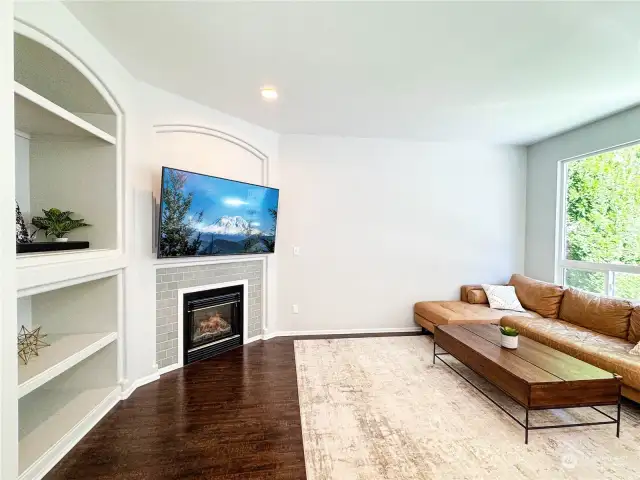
[{"x1": 1, "y1": 1, "x2": 639, "y2": 479}]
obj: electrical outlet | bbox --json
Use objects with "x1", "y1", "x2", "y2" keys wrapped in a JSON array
[
  {"x1": 292, "y1": 304, "x2": 299, "y2": 314},
  {"x1": 293, "y1": 246, "x2": 301, "y2": 256}
]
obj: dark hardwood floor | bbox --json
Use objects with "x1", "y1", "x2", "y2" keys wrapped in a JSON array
[
  {"x1": 46, "y1": 338, "x2": 307, "y2": 480},
  {"x1": 46, "y1": 332, "x2": 420, "y2": 479}
]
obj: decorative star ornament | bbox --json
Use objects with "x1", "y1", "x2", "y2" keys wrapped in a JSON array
[{"x1": 18, "y1": 325, "x2": 50, "y2": 365}]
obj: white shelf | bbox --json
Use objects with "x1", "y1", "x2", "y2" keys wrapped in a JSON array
[
  {"x1": 17, "y1": 249, "x2": 125, "y2": 295},
  {"x1": 18, "y1": 332, "x2": 117, "y2": 399},
  {"x1": 14, "y1": 82, "x2": 116, "y2": 144},
  {"x1": 19, "y1": 386, "x2": 120, "y2": 478},
  {"x1": 17, "y1": 248, "x2": 114, "y2": 268}
]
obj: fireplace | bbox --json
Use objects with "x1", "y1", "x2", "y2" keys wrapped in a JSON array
[{"x1": 183, "y1": 284, "x2": 244, "y2": 364}]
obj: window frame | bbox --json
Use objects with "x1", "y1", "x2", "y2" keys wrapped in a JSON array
[{"x1": 555, "y1": 141, "x2": 640, "y2": 297}]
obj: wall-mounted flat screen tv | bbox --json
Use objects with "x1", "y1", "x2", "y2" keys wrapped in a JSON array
[{"x1": 157, "y1": 167, "x2": 279, "y2": 258}]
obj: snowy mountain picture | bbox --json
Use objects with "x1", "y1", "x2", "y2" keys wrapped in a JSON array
[
  {"x1": 158, "y1": 168, "x2": 279, "y2": 258},
  {"x1": 204, "y1": 216, "x2": 259, "y2": 236}
]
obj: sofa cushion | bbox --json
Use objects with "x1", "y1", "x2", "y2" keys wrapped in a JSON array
[
  {"x1": 414, "y1": 301, "x2": 539, "y2": 327},
  {"x1": 482, "y1": 284, "x2": 525, "y2": 312},
  {"x1": 508, "y1": 274, "x2": 565, "y2": 318},
  {"x1": 501, "y1": 315, "x2": 640, "y2": 392},
  {"x1": 629, "y1": 306, "x2": 640, "y2": 344},
  {"x1": 467, "y1": 289, "x2": 488, "y2": 304},
  {"x1": 460, "y1": 285, "x2": 486, "y2": 303},
  {"x1": 559, "y1": 288, "x2": 633, "y2": 340}
]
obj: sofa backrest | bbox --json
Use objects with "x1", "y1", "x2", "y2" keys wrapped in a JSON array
[
  {"x1": 508, "y1": 274, "x2": 565, "y2": 318},
  {"x1": 626, "y1": 305, "x2": 640, "y2": 344},
  {"x1": 558, "y1": 288, "x2": 634, "y2": 340}
]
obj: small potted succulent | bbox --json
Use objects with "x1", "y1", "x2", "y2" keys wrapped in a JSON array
[
  {"x1": 30, "y1": 208, "x2": 91, "y2": 242},
  {"x1": 500, "y1": 326, "x2": 519, "y2": 349}
]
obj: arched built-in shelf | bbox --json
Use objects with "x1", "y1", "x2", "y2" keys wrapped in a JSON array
[{"x1": 12, "y1": 23, "x2": 125, "y2": 480}]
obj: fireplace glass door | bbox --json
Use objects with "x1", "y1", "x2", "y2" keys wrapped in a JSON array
[{"x1": 185, "y1": 291, "x2": 241, "y2": 358}]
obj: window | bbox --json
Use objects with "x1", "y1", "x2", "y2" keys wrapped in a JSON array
[{"x1": 557, "y1": 143, "x2": 640, "y2": 300}]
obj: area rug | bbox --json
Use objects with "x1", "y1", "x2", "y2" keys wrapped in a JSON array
[{"x1": 294, "y1": 336, "x2": 640, "y2": 480}]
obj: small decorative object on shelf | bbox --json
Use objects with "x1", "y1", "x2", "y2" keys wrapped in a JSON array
[
  {"x1": 31, "y1": 207, "x2": 91, "y2": 242},
  {"x1": 500, "y1": 326, "x2": 519, "y2": 349},
  {"x1": 17, "y1": 325, "x2": 50, "y2": 365},
  {"x1": 15, "y1": 201, "x2": 33, "y2": 244}
]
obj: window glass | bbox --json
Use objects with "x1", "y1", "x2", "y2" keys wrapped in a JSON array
[
  {"x1": 565, "y1": 145, "x2": 640, "y2": 266},
  {"x1": 563, "y1": 269, "x2": 606, "y2": 295}
]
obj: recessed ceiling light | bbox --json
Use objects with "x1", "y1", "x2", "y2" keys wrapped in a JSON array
[{"x1": 261, "y1": 86, "x2": 278, "y2": 101}]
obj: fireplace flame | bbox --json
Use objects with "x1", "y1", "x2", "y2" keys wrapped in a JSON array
[{"x1": 199, "y1": 311, "x2": 231, "y2": 334}]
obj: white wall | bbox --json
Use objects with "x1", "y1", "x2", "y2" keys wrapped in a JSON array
[
  {"x1": 15, "y1": 132, "x2": 30, "y2": 219},
  {"x1": 277, "y1": 135, "x2": 527, "y2": 333},
  {"x1": 131, "y1": 82, "x2": 280, "y2": 375},
  {"x1": 525, "y1": 105, "x2": 640, "y2": 282},
  {"x1": 15, "y1": 133, "x2": 33, "y2": 328}
]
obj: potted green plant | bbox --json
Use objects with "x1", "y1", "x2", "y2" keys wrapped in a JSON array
[
  {"x1": 30, "y1": 208, "x2": 91, "y2": 242},
  {"x1": 500, "y1": 326, "x2": 519, "y2": 349}
]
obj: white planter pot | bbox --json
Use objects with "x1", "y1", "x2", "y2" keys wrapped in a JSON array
[
  {"x1": 54, "y1": 237, "x2": 68, "y2": 243},
  {"x1": 501, "y1": 334, "x2": 518, "y2": 349}
]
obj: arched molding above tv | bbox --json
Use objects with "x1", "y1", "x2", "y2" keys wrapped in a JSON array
[{"x1": 153, "y1": 124, "x2": 270, "y2": 186}]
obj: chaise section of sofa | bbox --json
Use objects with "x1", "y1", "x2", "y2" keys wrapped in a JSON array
[{"x1": 413, "y1": 283, "x2": 541, "y2": 333}]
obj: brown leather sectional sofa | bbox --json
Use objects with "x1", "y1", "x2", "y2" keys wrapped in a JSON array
[{"x1": 414, "y1": 274, "x2": 640, "y2": 402}]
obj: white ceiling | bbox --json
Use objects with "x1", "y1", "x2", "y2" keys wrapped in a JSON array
[{"x1": 66, "y1": 1, "x2": 640, "y2": 145}]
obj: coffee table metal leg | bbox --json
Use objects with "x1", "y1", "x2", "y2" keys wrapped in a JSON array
[
  {"x1": 525, "y1": 408, "x2": 529, "y2": 445},
  {"x1": 433, "y1": 340, "x2": 436, "y2": 365},
  {"x1": 616, "y1": 396, "x2": 621, "y2": 438}
]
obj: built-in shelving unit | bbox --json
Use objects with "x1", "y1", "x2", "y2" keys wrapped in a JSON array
[
  {"x1": 18, "y1": 332, "x2": 118, "y2": 398},
  {"x1": 19, "y1": 343, "x2": 120, "y2": 479},
  {"x1": 14, "y1": 82, "x2": 116, "y2": 144},
  {"x1": 19, "y1": 385, "x2": 121, "y2": 477},
  {"x1": 10, "y1": 28, "x2": 125, "y2": 480},
  {"x1": 14, "y1": 32, "x2": 120, "y2": 267}
]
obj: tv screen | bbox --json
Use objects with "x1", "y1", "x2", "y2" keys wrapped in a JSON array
[{"x1": 157, "y1": 167, "x2": 279, "y2": 258}]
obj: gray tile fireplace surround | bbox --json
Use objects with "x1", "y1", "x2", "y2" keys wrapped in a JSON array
[{"x1": 156, "y1": 260, "x2": 263, "y2": 369}]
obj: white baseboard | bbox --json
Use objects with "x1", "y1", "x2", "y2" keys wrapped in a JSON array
[
  {"x1": 157, "y1": 363, "x2": 181, "y2": 376},
  {"x1": 20, "y1": 386, "x2": 121, "y2": 480},
  {"x1": 154, "y1": 328, "x2": 421, "y2": 377},
  {"x1": 245, "y1": 335, "x2": 262, "y2": 345},
  {"x1": 273, "y1": 327, "x2": 422, "y2": 337},
  {"x1": 121, "y1": 371, "x2": 160, "y2": 400}
]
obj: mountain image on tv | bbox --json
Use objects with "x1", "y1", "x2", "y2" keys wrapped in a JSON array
[{"x1": 158, "y1": 167, "x2": 279, "y2": 258}]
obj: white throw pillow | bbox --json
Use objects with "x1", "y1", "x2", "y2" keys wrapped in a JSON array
[
  {"x1": 481, "y1": 284, "x2": 526, "y2": 312},
  {"x1": 630, "y1": 343, "x2": 640, "y2": 356}
]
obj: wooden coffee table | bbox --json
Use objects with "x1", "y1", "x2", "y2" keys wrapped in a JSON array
[{"x1": 433, "y1": 324, "x2": 622, "y2": 444}]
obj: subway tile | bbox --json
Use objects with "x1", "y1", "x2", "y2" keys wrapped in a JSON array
[{"x1": 156, "y1": 333, "x2": 168, "y2": 343}]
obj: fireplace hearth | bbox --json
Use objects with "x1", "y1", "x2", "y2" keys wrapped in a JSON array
[{"x1": 183, "y1": 285, "x2": 243, "y2": 364}]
